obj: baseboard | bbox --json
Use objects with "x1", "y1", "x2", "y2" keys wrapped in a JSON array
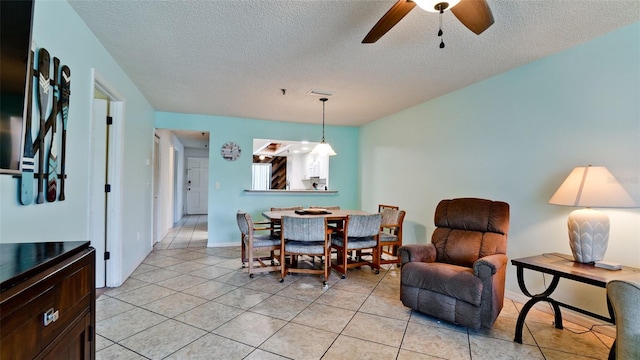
[
  {"x1": 207, "y1": 241, "x2": 238, "y2": 247},
  {"x1": 505, "y1": 290, "x2": 616, "y2": 338}
]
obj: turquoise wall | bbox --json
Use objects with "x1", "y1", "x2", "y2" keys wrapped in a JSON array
[
  {"x1": 155, "y1": 112, "x2": 359, "y2": 245},
  {"x1": 360, "y1": 22, "x2": 640, "y2": 316}
]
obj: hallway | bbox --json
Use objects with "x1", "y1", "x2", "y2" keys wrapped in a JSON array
[{"x1": 156, "y1": 215, "x2": 208, "y2": 249}]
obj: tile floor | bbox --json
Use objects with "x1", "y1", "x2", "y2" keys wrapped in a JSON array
[{"x1": 96, "y1": 215, "x2": 615, "y2": 359}]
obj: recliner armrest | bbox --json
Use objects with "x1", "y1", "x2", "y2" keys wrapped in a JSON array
[
  {"x1": 398, "y1": 244, "x2": 436, "y2": 266},
  {"x1": 473, "y1": 254, "x2": 507, "y2": 278}
]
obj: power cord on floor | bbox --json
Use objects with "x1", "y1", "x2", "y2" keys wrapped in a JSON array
[{"x1": 539, "y1": 272, "x2": 612, "y2": 335}]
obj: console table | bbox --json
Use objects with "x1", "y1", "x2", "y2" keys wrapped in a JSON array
[
  {"x1": 1, "y1": 241, "x2": 96, "y2": 359},
  {"x1": 511, "y1": 253, "x2": 640, "y2": 346}
]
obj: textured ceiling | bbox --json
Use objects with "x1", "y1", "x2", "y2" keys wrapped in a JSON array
[{"x1": 69, "y1": 0, "x2": 640, "y2": 127}]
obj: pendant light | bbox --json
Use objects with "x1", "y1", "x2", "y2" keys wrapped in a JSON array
[{"x1": 311, "y1": 98, "x2": 337, "y2": 156}]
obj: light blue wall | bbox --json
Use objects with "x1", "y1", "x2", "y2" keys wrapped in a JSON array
[
  {"x1": 360, "y1": 22, "x2": 640, "y2": 315},
  {"x1": 0, "y1": 0, "x2": 156, "y2": 283},
  {"x1": 155, "y1": 112, "x2": 359, "y2": 245}
]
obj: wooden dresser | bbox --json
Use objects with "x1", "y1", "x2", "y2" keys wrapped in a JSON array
[{"x1": 1, "y1": 241, "x2": 95, "y2": 360}]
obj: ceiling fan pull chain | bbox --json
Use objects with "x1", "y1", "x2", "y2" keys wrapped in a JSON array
[{"x1": 438, "y1": 7, "x2": 445, "y2": 48}]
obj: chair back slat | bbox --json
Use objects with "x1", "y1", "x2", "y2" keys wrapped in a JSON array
[{"x1": 378, "y1": 204, "x2": 399, "y2": 212}]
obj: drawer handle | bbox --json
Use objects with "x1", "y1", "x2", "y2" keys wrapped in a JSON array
[{"x1": 43, "y1": 308, "x2": 59, "y2": 326}]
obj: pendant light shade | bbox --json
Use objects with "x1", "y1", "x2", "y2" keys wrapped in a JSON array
[{"x1": 311, "y1": 98, "x2": 336, "y2": 156}]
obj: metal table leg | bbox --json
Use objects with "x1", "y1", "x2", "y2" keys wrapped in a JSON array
[{"x1": 514, "y1": 266, "x2": 563, "y2": 343}]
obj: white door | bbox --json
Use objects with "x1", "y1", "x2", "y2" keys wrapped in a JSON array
[
  {"x1": 186, "y1": 157, "x2": 208, "y2": 214},
  {"x1": 90, "y1": 99, "x2": 107, "y2": 287}
]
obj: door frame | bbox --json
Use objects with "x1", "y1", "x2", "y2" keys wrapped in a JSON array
[
  {"x1": 91, "y1": 69, "x2": 124, "y2": 288},
  {"x1": 153, "y1": 134, "x2": 160, "y2": 244}
]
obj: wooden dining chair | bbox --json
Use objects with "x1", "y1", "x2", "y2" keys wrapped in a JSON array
[
  {"x1": 236, "y1": 211, "x2": 281, "y2": 278},
  {"x1": 280, "y1": 216, "x2": 332, "y2": 287},
  {"x1": 378, "y1": 208, "x2": 405, "y2": 267},
  {"x1": 331, "y1": 213, "x2": 382, "y2": 278}
]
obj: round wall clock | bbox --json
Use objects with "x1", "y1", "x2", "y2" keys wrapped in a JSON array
[{"x1": 221, "y1": 142, "x2": 241, "y2": 161}]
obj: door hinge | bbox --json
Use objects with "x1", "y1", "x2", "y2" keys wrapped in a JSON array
[
  {"x1": 104, "y1": 251, "x2": 110, "y2": 261},
  {"x1": 105, "y1": 184, "x2": 111, "y2": 193},
  {"x1": 106, "y1": 116, "x2": 113, "y2": 125}
]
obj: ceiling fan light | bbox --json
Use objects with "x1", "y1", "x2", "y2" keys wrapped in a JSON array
[{"x1": 414, "y1": 0, "x2": 461, "y2": 13}]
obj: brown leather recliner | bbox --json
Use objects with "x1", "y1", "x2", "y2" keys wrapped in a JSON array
[{"x1": 398, "y1": 198, "x2": 510, "y2": 329}]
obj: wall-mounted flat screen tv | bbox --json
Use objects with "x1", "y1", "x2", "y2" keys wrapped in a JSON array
[{"x1": 0, "y1": 0, "x2": 35, "y2": 174}]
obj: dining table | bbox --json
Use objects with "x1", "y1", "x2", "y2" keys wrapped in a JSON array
[{"x1": 261, "y1": 208, "x2": 372, "y2": 222}]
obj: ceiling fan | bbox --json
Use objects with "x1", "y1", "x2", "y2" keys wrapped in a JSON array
[{"x1": 362, "y1": 0, "x2": 494, "y2": 44}]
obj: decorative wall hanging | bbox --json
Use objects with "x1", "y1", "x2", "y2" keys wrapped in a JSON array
[
  {"x1": 221, "y1": 142, "x2": 241, "y2": 161},
  {"x1": 18, "y1": 47, "x2": 71, "y2": 205}
]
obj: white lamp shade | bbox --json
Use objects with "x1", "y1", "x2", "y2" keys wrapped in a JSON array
[
  {"x1": 548, "y1": 166, "x2": 636, "y2": 208},
  {"x1": 311, "y1": 142, "x2": 336, "y2": 156},
  {"x1": 549, "y1": 165, "x2": 637, "y2": 263}
]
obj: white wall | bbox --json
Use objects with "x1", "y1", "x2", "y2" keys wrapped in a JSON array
[
  {"x1": 360, "y1": 22, "x2": 640, "y2": 317},
  {"x1": 154, "y1": 129, "x2": 183, "y2": 240},
  {"x1": 0, "y1": 0, "x2": 156, "y2": 286}
]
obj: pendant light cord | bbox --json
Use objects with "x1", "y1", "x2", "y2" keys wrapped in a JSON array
[{"x1": 320, "y1": 98, "x2": 328, "y2": 142}]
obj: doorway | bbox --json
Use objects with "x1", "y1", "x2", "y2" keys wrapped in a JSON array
[
  {"x1": 186, "y1": 157, "x2": 208, "y2": 215},
  {"x1": 91, "y1": 70, "x2": 124, "y2": 288},
  {"x1": 153, "y1": 129, "x2": 209, "y2": 243}
]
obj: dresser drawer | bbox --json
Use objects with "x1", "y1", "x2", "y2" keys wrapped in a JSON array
[{"x1": 1, "y1": 247, "x2": 94, "y2": 360}]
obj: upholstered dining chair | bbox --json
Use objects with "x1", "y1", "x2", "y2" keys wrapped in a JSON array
[
  {"x1": 280, "y1": 216, "x2": 332, "y2": 287},
  {"x1": 331, "y1": 213, "x2": 382, "y2": 278},
  {"x1": 236, "y1": 211, "x2": 281, "y2": 278},
  {"x1": 398, "y1": 198, "x2": 510, "y2": 329},
  {"x1": 378, "y1": 208, "x2": 406, "y2": 267},
  {"x1": 607, "y1": 275, "x2": 640, "y2": 360}
]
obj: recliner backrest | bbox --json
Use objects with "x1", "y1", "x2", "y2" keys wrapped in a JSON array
[{"x1": 432, "y1": 198, "x2": 509, "y2": 268}]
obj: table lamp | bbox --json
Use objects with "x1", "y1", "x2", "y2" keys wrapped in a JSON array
[{"x1": 548, "y1": 165, "x2": 637, "y2": 263}]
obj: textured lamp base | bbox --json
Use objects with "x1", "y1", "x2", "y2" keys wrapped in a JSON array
[{"x1": 567, "y1": 208, "x2": 610, "y2": 263}]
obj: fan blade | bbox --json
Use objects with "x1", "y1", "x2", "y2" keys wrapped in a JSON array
[
  {"x1": 362, "y1": 0, "x2": 416, "y2": 44},
  {"x1": 450, "y1": 0, "x2": 494, "y2": 35}
]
